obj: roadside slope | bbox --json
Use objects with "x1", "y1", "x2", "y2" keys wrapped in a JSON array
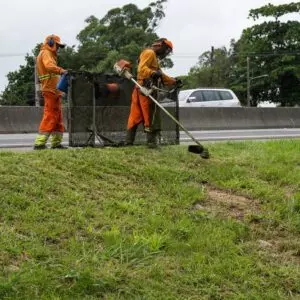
[{"x1": 0, "y1": 140, "x2": 300, "y2": 299}]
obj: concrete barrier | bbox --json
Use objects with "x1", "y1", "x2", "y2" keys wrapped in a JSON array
[
  {"x1": 0, "y1": 106, "x2": 299, "y2": 133},
  {"x1": 0, "y1": 107, "x2": 68, "y2": 133},
  {"x1": 179, "y1": 107, "x2": 300, "y2": 130}
]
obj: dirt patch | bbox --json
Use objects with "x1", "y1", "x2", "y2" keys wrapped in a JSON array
[
  {"x1": 201, "y1": 187, "x2": 261, "y2": 220},
  {"x1": 193, "y1": 186, "x2": 300, "y2": 264},
  {"x1": 254, "y1": 236, "x2": 300, "y2": 264},
  {"x1": 1, "y1": 251, "x2": 30, "y2": 274}
]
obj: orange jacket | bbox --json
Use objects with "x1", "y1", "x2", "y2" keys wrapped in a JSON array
[
  {"x1": 137, "y1": 48, "x2": 176, "y2": 86},
  {"x1": 37, "y1": 42, "x2": 66, "y2": 95}
]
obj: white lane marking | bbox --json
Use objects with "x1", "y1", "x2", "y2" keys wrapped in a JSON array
[{"x1": 181, "y1": 135, "x2": 300, "y2": 141}]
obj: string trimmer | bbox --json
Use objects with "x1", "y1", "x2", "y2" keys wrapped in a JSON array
[{"x1": 113, "y1": 60, "x2": 209, "y2": 159}]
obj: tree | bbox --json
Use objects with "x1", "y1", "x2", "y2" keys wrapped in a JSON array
[
  {"x1": 76, "y1": 1, "x2": 171, "y2": 74},
  {"x1": 231, "y1": 2, "x2": 300, "y2": 106},
  {"x1": 185, "y1": 46, "x2": 233, "y2": 89},
  {"x1": 1, "y1": 1, "x2": 169, "y2": 105},
  {"x1": 0, "y1": 45, "x2": 40, "y2": 106}
]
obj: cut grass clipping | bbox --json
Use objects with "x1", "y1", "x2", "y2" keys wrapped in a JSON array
[{"x1": 0, "y1": 140, "x2": 300, "y2": 299}]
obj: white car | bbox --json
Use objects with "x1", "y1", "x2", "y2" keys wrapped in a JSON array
[
  {"x1": 257, "y1": 101, "x2": 277, "y2": 107},
  {"x1": 178, "y1": 88, "x2": 241, "y2": 107}
]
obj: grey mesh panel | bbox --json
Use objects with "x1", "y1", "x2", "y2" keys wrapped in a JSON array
[{"x1": 68, "y1": 72, "x2": 179, "y2": 147}]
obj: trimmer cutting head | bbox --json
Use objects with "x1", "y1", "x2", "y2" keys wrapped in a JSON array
[{"x1": 188, "y1": 145, "x2": 210, "y2": 159}]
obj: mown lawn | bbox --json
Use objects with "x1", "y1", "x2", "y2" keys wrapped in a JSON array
[{"x1": 0, "y1": 140, "x2": 300, "y2": 299}]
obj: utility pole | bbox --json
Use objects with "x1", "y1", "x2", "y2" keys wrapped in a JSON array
[
  {"x1": 247, "y1": 56, "x2": 251, "y2": 107},
  {"x1": 34, "y1": 57, "x2": 41, "y2": 107},
  {"x1": 210, "y1": 46, "x2": 215, "y2": 87}
]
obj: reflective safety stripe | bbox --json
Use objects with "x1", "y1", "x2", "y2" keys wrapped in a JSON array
[
  {"x1": 51, "y1": 133, "x2": 63, "y2": 147},
  {"x1": 38, "y1": 74, "x2": 60, "y2": 81},
  {"x1": 34, "y1": 134, "x2": 49, "y2": 146}
]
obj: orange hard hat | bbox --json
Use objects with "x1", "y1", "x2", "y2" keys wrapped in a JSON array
[
  {"x1": 152, "y1": 38, "x2": 173, "y2": 52},
  {"x1": 45, "y1": 34, "x2": 66, "y2": 48}
]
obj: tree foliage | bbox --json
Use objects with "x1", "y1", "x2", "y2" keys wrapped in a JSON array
[
  {"x1": 0, "y1": 45, "x2": 41, "y2": 106},
  {"x1": 185, "y1": 2, "x2": 300, "y2": 106},
  {"x1": 249, "y1": 2, "x2": 300, "y2": 20},
  {"x1": 231, "y1": 2, "x2": 300, "y2": 106},
  {"x1": 185, "y1": 45, "x2": 234, "y2": 89},
  {"x1": 76, "y1": 1, "x2": 171, "y2": 73},
  {"x1": 232, "y1": 2, "x2": 300, "y2": 106},
  {"x1": 4, "y1": 1, "x2": 300, "y2": 107},
  {"x1": 1, "y1": 1, "x2": 169, "y2": 105}
]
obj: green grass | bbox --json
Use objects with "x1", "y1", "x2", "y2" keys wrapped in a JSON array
[{"x1": 0, "y1": 140, "x2": 300, "y2": 299}]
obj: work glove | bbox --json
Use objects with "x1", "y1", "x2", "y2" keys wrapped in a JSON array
[
  {"x1": 60, "y1": 69, "x2": 67, "y2": 75},
  {"x1": 151, "y1": 70, "x2": 163, "y2": 80},
  {"x1": 61, "y1": 69, "x2": 74, "y2": 76}
]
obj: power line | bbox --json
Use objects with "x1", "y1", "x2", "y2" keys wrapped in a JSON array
[
  {"x1": 0, "y1": 53, "x2": 27, "y2": 58},
  {"x1": 173, "y1": 51, "x2": 300, "y2": 58},
  {"x1": 232, "y1": 51, "x2": 300, "y2": 57},
  {"x1": 1, "y1": 51, "x2": 300, "y2": 59}
]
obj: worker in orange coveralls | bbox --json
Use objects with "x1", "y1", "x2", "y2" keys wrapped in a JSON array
[
  {"x1": 126, "y1": 38, "x2": 180, "y2": 148},
  {"x1": 34, "y1": 34, "x2": 67, "y2": 150}
]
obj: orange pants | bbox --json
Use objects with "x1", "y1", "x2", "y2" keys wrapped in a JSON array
[
  {"x1": 39, "y1": 92, "x2": 64, "y2": 133},
  {"x1": 127, "y1": 87, "x2": 151, "y2": 130}
]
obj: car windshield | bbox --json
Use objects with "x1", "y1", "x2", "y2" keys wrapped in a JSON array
[{"x1": 179, "y1": 90, "x2": 191, "y2": 101}]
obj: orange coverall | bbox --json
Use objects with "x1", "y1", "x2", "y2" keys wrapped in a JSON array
[
  {"x1": 127, "y1": 48, "x2": 176, "y2": 132},
  {"x1": 34, "y1": 36, "x2": 66, "y2": 148}
]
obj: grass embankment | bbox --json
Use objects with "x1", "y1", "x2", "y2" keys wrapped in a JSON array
[{"x1": 0, "y1": 140, "x2": 300, "y2": 299}]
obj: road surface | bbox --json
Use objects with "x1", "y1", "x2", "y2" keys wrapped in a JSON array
[{"x1": 0, "y1": 129, "x2": 300, "y2": 148}]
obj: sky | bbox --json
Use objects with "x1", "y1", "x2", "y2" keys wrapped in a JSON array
[{"x1": 0, "y1": 0, "x2": 298, "y2": 93}]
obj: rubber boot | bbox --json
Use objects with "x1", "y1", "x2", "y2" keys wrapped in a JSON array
[
  {"x1": 147, "y1": 131, "x2": 158, "y2": 149},
  {"x1": 51, "y1": 133, "x2": 67, "y2": 149},
  {"x1": 125, "y1": 126, "x2": 137, "y2": 146},
  {"x1": 34, "y1": 133, "x2": 49, "y2": 150}
]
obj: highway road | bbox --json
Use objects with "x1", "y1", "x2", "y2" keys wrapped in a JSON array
[{"x1": 0, "y1": 129, "x2": 300, "y2": 148}]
